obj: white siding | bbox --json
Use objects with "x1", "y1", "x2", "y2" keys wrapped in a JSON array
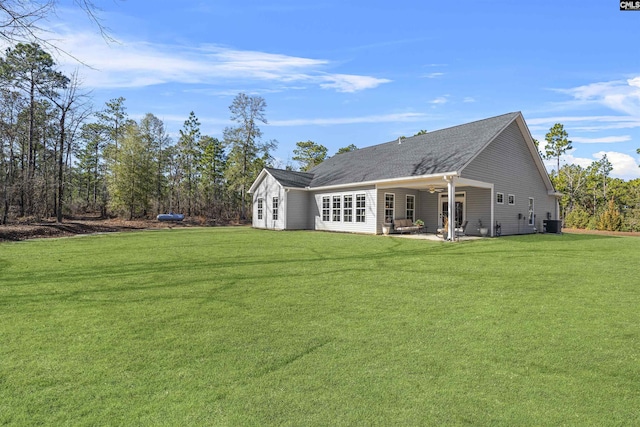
[
  {"x1": 462, "y1": 121, "x2": 556, "y2": 235},
  {"x1": 418, "y1": 191, "x2": 439, "y2": 232},
  {"x1": 463, "y1": 187, "x2": 491, "y2": 236},
  {"x1": 285, "y1": 189, "x2": 310, "y2": 229},
  {"x1": 376, "y1": 188, "x2": 420, "y2": 234},
  {"x1": 251, "y1": 173, "x2": 285, "y2": 230},
  {"x1": 312, "y1": 186, "x2": 377, "y2": 234}
]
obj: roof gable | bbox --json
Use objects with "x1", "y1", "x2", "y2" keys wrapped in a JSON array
[
  {"x1": 458, "y1": 113, "x2": 555, "y2": 192},
  {"x1": 248, "y1": 168, "x2": 314, "y2": 193},
  {"x1": 307, "y1": 112, "x2": 520, "y2": 188}
]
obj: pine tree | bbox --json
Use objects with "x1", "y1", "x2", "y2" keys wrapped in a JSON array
[
  {"x1": 177, "y1": 111, "x2": 201, "y2": 217},
  {"x1": 335, "y1": 144, "x2": 358, "y2": 155},
  {"x1": 107, "y1": 122, "x2": 154, "y2": 219},
  {"x1": 139, "y1": 113, "x2": 170, "y2": 214},
  {"x1": 77, "y1": 122, "x2": 106, "y2": 211},
  {"x1": 223, "y1": 93, "x2": 276, "y2": 219},
  {"x1": 599, "y1": 154, "x2": 613, "y2": 199},
  {"x1": 198, "y1": 135, "x2": 226, "y2": 218},
  {"x1": 0, "y1": 42, "x2": 68, "y2": 216},
  {"x1": 0, "y1": 88, "x2": 25, "y2": 223},
  {"x1": 545, "y1": 123, "x2": 572, "y2": 173},
  {"x1": 293, "y1": 140, "x2": 327, "y2": 171}
]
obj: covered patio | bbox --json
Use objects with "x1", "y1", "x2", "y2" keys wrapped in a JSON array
[
  {"x1": 376, "y1": 173, "x2": 495, "y2": 240},
  {"x1": 385, "y1": 232, "x2": 483, "y2": 242}
]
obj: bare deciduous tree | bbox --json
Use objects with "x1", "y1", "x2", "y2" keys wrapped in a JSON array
[
  {"x1": 45, "y1": 70, "x2": 90, "y2": 222},
  {"x1": 1, "y1": 0, "x2": 115, "y2": 59}
]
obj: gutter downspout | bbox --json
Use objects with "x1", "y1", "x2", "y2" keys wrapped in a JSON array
[{"x1": 490, "y1": 184, "x2": 495, "y2": 237}]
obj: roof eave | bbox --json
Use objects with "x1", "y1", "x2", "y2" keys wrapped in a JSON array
[
  {"x1": 248, "y1": 168, "x2": 276, "y2": 194},
  {"x1": 307, "y1": 172, "x2": 458, "y2": 191}
]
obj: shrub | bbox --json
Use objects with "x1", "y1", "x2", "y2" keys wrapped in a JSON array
[
  {"x1": 597, "y1": 199, "x2": 623, "y2": 231},
  {"x1": 586, "y1": 215, "x2": 599, "y2": 230},
  {"x1": 564, "y1": 206, "x2": 591, "y2": 229},
  {"x1": 622, "y1": 208, "x2": 640, "y2": 232}
]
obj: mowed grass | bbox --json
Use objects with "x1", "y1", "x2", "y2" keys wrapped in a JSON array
[{"x1": 1, "y1": 228, "x2": 639, "y2": 425}]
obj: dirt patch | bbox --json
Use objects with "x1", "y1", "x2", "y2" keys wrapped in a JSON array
[
  {"x1": 562, "y1": 228, "x2": 640, "y2": 237},
  {"x1": 0, "y1": 216, "x2": 207, "y2": 242}
]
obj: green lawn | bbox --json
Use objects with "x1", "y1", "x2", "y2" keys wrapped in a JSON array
[{"x1": 1, "y1": 228, "x2": 639, "y2": 425}]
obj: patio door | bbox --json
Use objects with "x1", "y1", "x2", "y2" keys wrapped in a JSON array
[{"x1": 439, "y1": 192, "x2": 465, "y2": 228}]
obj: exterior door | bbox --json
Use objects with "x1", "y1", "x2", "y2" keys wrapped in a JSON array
[{"x1": 439, "y1": 193, "x2": 465, "y2": 228}]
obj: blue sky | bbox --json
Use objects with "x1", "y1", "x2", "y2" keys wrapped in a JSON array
[{"x1": 43, "y1": 1, "x2": 640, "y2": 179}]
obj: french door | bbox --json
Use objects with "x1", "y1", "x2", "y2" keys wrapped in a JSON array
[{"x1": 438, "y1": 193, "x2": 465, "y2": 228}]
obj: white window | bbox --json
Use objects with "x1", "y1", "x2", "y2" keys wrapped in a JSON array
[
  {"x1": 322, "y1": 196, "x2": 330, "y2": 221},
  {"x1": 356, "y1": 194, "x2": 366, "y2": 223},
  {"x1": 496, "y1": 192, "x2": 504, "y2": 204},
  {"x1": 528, "y1": 197, "x2": 534, "y2": 226},
  {"x1": 343, "y1": 195, "x2": 353, "y2": 222},
  {"x1": 257, "y1": 198, "x2": 263, "y2": 220},
  {"x1": 384, "y1": 193, "x2": 395, "y2": 223},
  {"x1": 508, "y1": 194, "x2": 515, "y2": 205},
  {"x1": 332, "y1": 195, "x2": 341, "y2": 222},
  {"x1": 406, "y1": 195, "x2": 415, "y2": 222},
  {"x1": 272, "y1": 197, "x2": 279, "y2": 221}
]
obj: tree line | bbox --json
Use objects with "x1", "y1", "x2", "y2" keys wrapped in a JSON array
[
  {"x1": 539, "y1": 123, "x2": 640, "y2": 232},
  {"x1": 0, "y1": 43, "x2": 277, "y2": 223}
]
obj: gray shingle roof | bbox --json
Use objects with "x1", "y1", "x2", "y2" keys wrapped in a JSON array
[
  {"x1": 307, "y1": 112, "x2": 520, "y2": 187},
  {"x1": 265, "y1": 168, "x2": 314, "y2": 188},
  {"x1": 265, "y1": 112, "x2": 520, "y2": 189}
]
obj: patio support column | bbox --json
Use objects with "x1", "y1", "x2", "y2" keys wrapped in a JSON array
[{"x1": 447, "y1": 176, "x2": 456, "y2": 241}]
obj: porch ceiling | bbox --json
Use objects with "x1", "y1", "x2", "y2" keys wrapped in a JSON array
[
  {"x1": 376, "y1": 176, "x2": 492, "y2": 190},
  {"x1": 376, "y1": 178, "x2": 447, "y2": 190}
]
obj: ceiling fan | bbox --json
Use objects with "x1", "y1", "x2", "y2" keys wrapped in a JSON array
[{"x1": 428, "y1": 186, "x2": 444, "y2": 194}]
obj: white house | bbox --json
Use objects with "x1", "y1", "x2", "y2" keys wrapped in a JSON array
[{"x1": 249, "y1": 112, "x2": 561, "y2": 237}]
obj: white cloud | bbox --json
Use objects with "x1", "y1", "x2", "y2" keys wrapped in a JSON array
[
  {"x1": 47, "y1": 28, "x2": 390, "y2": 92},
  {"x1": 319, "y1": 74, "x2": 392, "y2": 93},
  {"x1": 559, "y1": 151, "x2": 640, "y2": 180},
  {"x1": 561, "y1": 153, "x2": 597, "y2": 169},
  {"x1": 269, "y1": 112, "x2": 429, "y2": 127},
  {"x1": 183, "y1": 87, "x2": 305, "y2": 97},
  {"x1": 594, "y1": 151, "x2": 640, "y2": 180},
  {"x1": 423, "y1": 72, "x2": 444, "y2": 79},
  {"x1": 430, "y1": 96, "x2": 448, "y2": 105},
  {"x1": 463, "y1": 97, "x2": 476, "y2": 103},
  {"x1": 572, "y1": 135, "x2": 632, "y2": 144},
  {"x1": 528, "y1": 115, "x2": 640, "y2": 135},
  {"x1": 559, "y1": 77, "x2": 640, "y2": 117},
  {"x1": 528, "y1": 115, "x2": 640, "y2": 127}
]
